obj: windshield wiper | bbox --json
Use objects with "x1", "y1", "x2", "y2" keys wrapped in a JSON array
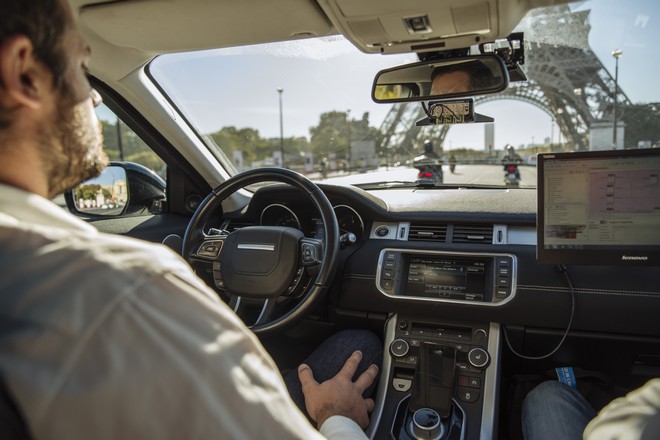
[
  {"x1": 354, "y1": 180, "x2": 444, "y2": 189},
  {"x1": 354, "y1": 181, "x2": 512, "y2": 190}
]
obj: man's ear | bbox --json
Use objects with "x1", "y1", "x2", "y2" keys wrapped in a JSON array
[{"x1": 0, "y1": 35, "x2": 52, "y2": 111}]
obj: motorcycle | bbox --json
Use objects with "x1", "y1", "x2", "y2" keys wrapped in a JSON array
[
  {"x1": 503, "y1": 164, "x2": 520, "y2": 186},
  {"x1": 414, "y1": 163, "x2": 443, "y2": 184}
]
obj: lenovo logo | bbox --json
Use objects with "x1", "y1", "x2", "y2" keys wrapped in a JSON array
[{"x1": 621, "y1": 255, "x2": 648, "y2": 261}]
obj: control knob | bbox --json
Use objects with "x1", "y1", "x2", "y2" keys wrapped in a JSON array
[
  {"x1": 468, "y1": 347, "x2": 490, "y2": 369},
  {"x1": 389, "y1": 338, "x2": 410, "y2": 358},
  {"x1": 410, "y1": 408, "x2": 444, "y2": 440}
]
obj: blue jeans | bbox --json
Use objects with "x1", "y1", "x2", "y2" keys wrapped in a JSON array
[
  {"x1": 284, "y1": 329, "x2": 383, "y2": 419},
  {"x1": 522, "y1": 381, "x2": 596, "y2": 440}
]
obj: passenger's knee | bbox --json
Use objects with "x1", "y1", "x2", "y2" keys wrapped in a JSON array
[{"x1": 523, "y1": 381, "x2": 566, "y2": 412}]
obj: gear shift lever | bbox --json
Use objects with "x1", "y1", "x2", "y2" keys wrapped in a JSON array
[{"x1": 409, "y1": 343, "x2": 457, "y2": 419}]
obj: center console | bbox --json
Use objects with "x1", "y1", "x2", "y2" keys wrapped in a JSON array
[
  {"x1": 369, "y1": 316, "x2": 501, "y2": 440},
  {"x1": 366, "y1": 249, "x2": 511, "y2": 439}
]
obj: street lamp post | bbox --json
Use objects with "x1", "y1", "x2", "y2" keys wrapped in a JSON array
[
  {"x1": 612, "y1": 49, "x2": 623, "y2": 148},
  {"x1": 277, "y1": 87, "x2": 284, "y2": 167}
]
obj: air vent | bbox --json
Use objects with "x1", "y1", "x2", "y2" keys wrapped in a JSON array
[
  {"x1": 408, "y1": 224, "x2": 448, "y2": 242},
  {"x1": 452, "y1": 224, "x2": 493, "y2": 244}
]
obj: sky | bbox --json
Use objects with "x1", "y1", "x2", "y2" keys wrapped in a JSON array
[{"x1": 137, "y1": 0, "x2": 660, "y2": 153}]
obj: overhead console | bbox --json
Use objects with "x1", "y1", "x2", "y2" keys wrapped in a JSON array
[
  {"x1": 376, "y1": 249, "x2": 516, "y2": 305},
  {"x1": 315, "y1": 0, "x2": 540, "y2": 54}
]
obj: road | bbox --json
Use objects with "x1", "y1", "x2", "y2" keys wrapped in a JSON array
[{"x1": 321, "y1": 164, "x2": 537, "y2": 187}]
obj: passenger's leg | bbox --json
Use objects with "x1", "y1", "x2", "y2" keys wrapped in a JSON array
[
  {"x1": 522, "y1": 380, "x2": 596, "y2": 440},
  {"x1": 284, "y1": 329, "x2": 383, "y2": 419}
]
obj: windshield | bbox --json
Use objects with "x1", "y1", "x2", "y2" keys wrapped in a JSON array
[{"x1": 149, "y1": 0, "x2": 660, "y2": 189}]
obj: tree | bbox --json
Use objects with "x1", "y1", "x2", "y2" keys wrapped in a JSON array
[
  {"x1": 621, "y1": 103, "x2": 660, "y2": 148},
  {"x1": 309, "y1": 111, "x2": 351, "y2": 159},
  {"x1": 101, "y1": 120, "x2": 165, "y2": 173},
  {"x1": 309, "y1": 111, "x2": 381, "y2": 161}
]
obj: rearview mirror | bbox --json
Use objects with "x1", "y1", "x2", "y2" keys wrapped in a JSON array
[{"x1": 372, "y1": 55, "x2": 508, "y2": 103}]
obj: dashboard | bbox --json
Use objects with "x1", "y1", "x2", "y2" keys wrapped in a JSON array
[
  {"x1": 200, "y1": 180, "x2": 660, "y2": 440},
  {"x1": 218, "y1": 182, "x2": 660, "y2": 339}
]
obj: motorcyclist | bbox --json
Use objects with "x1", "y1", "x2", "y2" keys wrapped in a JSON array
[
  {"x1": 501, "y1": 144, "x2": 522, "y2": 180},
  {"x1": 319, "y1": 157, "x2": 329, "y2": 179},
  {"x1": 448, "y1": 154, "x2": 457, "y2": 173},
  {"x1": 412, "y1": 140, "x2": 443, "y2": 183}
]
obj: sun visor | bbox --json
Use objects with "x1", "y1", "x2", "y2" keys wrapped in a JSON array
[
  {"x1": 315, "y1": 0, "x2": 569, "y2": 54},
  {"x1": 79, "y1": 0, "x2": 335, "y2": 53}
]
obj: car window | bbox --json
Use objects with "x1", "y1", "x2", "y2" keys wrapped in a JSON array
[
  {"x1": 96, "y1": 103, "x2": 167, "y2": 180},
  {"x1": 147, "y1": 0, "x2": 660, "y2": 190},
  {"x1": 53, "y1": 104, "x2": 168, "y2": 217}
]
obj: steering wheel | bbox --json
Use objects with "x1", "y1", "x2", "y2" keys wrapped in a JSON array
[{"x1": 182, "y1": 168, "x2": 339, "y2": 335}]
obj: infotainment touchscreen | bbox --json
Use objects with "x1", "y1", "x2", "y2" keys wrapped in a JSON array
[
  {"x1": 537, "y1": 148, "x2": 660, "y2": 266},
  {"x1": 406, "y1": 257, "x2": 486, "y2": 300}
]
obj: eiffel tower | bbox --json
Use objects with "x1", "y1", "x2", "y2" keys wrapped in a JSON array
[{"x1": 378, "y1": 4, "x2": 630, "y2": 156}]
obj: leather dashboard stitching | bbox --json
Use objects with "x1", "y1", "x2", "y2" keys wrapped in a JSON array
[{"x1": 518, "y1": 285, "x2": 660, "y2": 298}]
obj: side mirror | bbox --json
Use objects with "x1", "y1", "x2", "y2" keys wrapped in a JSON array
[
  {"x1": 372, "y1": 55, "x2": 509, "y2": 103},
  {"x1": 65, "y1": 162, "x2": 166, "y2": 218}
]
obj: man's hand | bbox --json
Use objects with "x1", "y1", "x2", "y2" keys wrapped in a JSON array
[{"x1": 298, "y1": 350, "x2": 379, "y2": 429}]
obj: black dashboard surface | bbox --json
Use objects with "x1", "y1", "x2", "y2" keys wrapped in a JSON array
[{"x1": 220, "y1": 183, "x2": 660, "y2": 338}]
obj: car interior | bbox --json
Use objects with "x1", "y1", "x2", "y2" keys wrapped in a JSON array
[{"x1": 41, "y1": 0, "x2": 660, "y2": 438}]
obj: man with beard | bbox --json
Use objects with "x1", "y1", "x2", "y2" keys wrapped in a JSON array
[{"x1": 0, "y1": 1, "x2": 380, "y2": 439}]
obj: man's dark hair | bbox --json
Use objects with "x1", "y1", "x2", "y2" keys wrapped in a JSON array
[
  {"x1": 431, "y1": 60, "x2": 500, "y2": 90},
  {"x1": 0, "y1": 0, "x2": 69, "y2": 128},
  {"x1": 0, "y1": 0, "x2": 69, "y2": 91}
]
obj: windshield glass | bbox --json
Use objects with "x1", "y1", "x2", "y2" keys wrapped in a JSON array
[{"x1": 149, "y1": 0, "x2": 660, "y2": 189}]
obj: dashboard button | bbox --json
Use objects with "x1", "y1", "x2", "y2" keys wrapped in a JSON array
[
  {"x1": 457, "y1": 387, "x2": 480, "y2": 403},
  {"x1": 392, "y1": 378, "x2": 412, "y2": 392},
  {"x1": 376, "y1": 226, "x2": 390, "y2": 237},
  {"x1": 473, "y1": 329, "x2": 488, "y2": 341},
  {"x1": 405, "y1": 354, "x2": 418, "y2": 365},
  {"x1": 457, "y1": 375, "x2": 470, "y2": 387}
]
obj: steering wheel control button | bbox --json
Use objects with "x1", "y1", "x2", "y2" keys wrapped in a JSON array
[
  {"x1": 468, "y1": 348, "x2": 490, "y2": 369},
  {"x1": 196, "y1": 240, "x2": 223, "y2": 258},
  {"x1": 392, "y1": 378, "x2": 412, "y2": 392},
  {"x1": 390, "y1": 338, "x2": 410, "y2": 358},
  {"x1": 300, "y1": 241, "x2": 321, "y2": 265}
]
